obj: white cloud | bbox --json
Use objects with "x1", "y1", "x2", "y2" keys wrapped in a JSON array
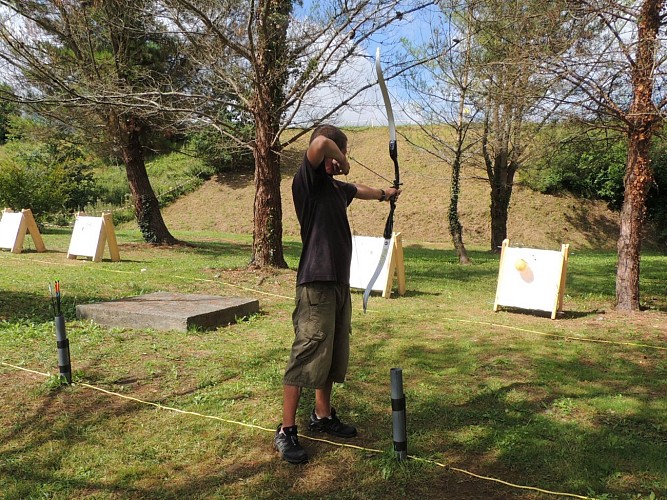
[{"x1": 290, "y1": 46, "x2": 410, "y2": 127}]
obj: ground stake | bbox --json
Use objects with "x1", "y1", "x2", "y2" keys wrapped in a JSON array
[
  {"x1": 54, "y1": 314, "x2": 72, "y2": 384},
  {"x1": 390, "y1": 367, "x2": 407, "y2": 461}
]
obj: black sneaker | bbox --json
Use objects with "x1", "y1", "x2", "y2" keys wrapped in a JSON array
[
  {"x1": 274, "y1": 425, "x2": 308, "y2": 464},
  {"x1": 308, "y1": 407, "x2": 357, "y2": 438}
]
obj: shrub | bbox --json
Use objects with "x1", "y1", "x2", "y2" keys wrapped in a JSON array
[
  {"x1": 188, "y1": 126, "x2": 254, "y2": 173},
  {"x1": 0, "y1": 140, "x2": 99, "y2": 220},
  {"x1": 522, "y1": 127, "x2": 626, "y2": 209},
  {"x1": 0, "y1": 84, "x2": 19, "y2": 144},
  {"x1": 647, "y1": 139, "x2": 667, "y2": 246},
  {"x1": 523, "y1": 124, "x2": 667, "y2": 246}
]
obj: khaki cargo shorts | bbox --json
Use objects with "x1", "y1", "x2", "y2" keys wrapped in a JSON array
[{"x1": 283, "y1": 282, "x2": 352, "y2": 389}]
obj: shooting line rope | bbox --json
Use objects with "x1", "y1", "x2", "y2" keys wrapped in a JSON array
[{"x1": 1, "y1": 360, "x2": 593, "y2": 499}]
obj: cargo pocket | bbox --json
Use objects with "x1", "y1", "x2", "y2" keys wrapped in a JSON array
[{"x1": 302, "y1": 284, "x2": 332, "y2": 342}]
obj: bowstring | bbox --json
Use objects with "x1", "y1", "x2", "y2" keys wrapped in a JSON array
[{"x1": 348, "y1": 155, "x2": 394, "y2": 185}]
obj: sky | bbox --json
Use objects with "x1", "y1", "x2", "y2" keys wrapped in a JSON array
[
  {"x1": 0, "y1": 2, "x2": 442, "y2": 127},
  {"x1": 292, "y1": 1, "x2": 443, "y2": 126}
]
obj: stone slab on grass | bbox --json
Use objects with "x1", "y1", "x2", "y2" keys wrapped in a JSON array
[{"x1": 76, "y1": 292, "x2": 259, "y2": 332}]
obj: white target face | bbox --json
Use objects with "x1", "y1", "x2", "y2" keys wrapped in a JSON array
[
  {"x1": 0, "y1": 212, "x2": 23, "y2": 250},
  {"x1": 67, "y1": 216, "x2": 105, "y2": 258},
  {"x1": 349, "y1": 235, "x2": 391, "y2": 292},
  {"x1": 495, "y1": 246, "x2": 566, "y2": 313}
]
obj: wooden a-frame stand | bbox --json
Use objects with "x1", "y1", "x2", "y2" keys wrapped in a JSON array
[
  {"x1": 350, "y1": 231, "x2": 406, "y2": 299},
  {"x1": 0, "y1": 208, "x2": 46, "y2": 253},
  {"x1": 382, "y1": 232, "x2": 406, "y2": 298},
  {"x1": 67, "y1": 212, "x2": 120, "y2": 262}
]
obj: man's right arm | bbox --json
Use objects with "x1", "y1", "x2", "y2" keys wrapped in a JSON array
[{"x1": 306, "y1": 136, "x2": 349, "y2": 174}]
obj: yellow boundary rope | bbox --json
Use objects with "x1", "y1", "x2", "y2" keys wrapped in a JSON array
[{"x1": 0, "y1": 360, "x2": 594, "y2": 499}]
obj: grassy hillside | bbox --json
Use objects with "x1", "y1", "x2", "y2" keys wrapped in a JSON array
[{"x1": 157, "y1": 127, "x2": 624, "y2": 252}]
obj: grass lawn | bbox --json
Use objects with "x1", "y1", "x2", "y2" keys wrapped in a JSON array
[{"x1": 1, "y1": 228, "x2": 666, "y2": 499}]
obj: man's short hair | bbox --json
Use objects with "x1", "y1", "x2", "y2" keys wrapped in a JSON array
[{"x1": 310, "y1": 124, "x2": 347, "y2": 151}]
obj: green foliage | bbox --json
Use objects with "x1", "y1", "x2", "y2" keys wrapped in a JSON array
[
  {"x1": 522, "y1": 127, "x2": 627, "y2": 209},
  {"x1": 0, "y1": 140, "x2": 98, "y2": 219},
  {"x1": 646, "y1": 138, "x2": 667, "y2": 245},
  {"x1": 93, "y1": 163, "x2": 131, "y2": 206},
  {"x1": 524, "y1": 124, "x2": 667, "y2": 244},
  {"x1": 188, "y1": 126, "x2": 255, "y2": 173},
  {"x1": 0, "y1": 84, "x2": 19, "y2": 144}
]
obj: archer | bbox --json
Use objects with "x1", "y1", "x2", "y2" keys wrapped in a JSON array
[{"x1": 274, "y1": 124, "x2": 400, "y2": 464}]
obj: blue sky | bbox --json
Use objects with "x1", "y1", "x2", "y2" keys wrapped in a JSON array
[{"x1": 292, "y1": 1, "x2": 443, "y2": 126}]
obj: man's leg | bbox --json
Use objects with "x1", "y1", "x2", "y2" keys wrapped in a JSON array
[
  {"x1": 282, "y1": 384, "x2": 301, "y2": 428},
  {"x1": 314, "y1": 381, "x2": 333, "y2": 418},
  {"x1": 275, "y1": 384, "x2": 308, "y2": 464},
  {"x1": 308, "y1": 285, "x2": 356, "y2": 438},
  {"x1": 309, "y1": 380, "x2": 356, "y2": 438}
]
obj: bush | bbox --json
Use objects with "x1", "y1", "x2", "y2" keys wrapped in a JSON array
[
  {"x1": 523, "y1": 124, "x2": 667, "y2": 246},
  {"x1": 0, "y1": 84, "x2": 19, "y2": 144},
  {"x1": 522, "y1": 127, "x2": 626, "y2": 209},
  {"x1": 647, "y1": 139, "x2": 667, "y2": 246},
  {"x1": 0, "y1": 140, "x2": 99, "y2": 220},
  {"x1": 188, "y1": 127, "x2": 255, "y2": 173},
  {"x1": 94, "y1": 164, "x2": 131, "y2": 206}
]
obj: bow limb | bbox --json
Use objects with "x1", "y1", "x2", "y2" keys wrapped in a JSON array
[{"x1": 362, "y1": 48, "x2": 401, "y2": 313}]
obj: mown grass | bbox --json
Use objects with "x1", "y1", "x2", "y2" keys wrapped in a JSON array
[{"x1": 1, "y1": 230, "x2": 666, "y2": 499}]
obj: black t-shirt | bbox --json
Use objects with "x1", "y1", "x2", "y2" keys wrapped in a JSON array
[{"x1": 292, "y1": 153, "x2": 357, "y2": 285}]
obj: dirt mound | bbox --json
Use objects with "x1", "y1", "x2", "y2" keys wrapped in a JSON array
[{"x1": 161, "y1": 128, "x2": 622, "y2": 251}]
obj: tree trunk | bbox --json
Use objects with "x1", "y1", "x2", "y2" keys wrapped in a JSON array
[
  {"x1": 119, "y1": 116, "x2": 177, "y2": 245},
  {"x1": 449, "y1": 154, "x2": 471, "y2": 264},
  {"x1": 615, "y1": 0, "x2": 663, "y2": 311},
  {"x1": 615, "y1": 130, "x2": 652, "y2": 310},
  {"x1": 488, "y1": 154, "x2": 516, "y2": 253},
  {"x1": 251, "y1": 113, "x2": 287, "y2": 268},
  {"x1": 248, "y1": 0, "x2": 290, "y2": 269}
]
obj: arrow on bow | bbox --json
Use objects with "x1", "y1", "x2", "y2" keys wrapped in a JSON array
[{"x1": 362, "y1": 47, "x2": 401, "y2": 313}]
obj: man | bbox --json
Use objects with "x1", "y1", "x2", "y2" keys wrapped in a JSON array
[{"x1": 274, "y1": 124, "x2": 401, "y2": 464}]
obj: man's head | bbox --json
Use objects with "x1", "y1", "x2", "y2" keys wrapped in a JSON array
[{"x1": 310, "y1": 124, "x2": 348, "y2": 152}]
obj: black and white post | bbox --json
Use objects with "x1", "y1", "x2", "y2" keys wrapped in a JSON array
[
  {"x1": 390, "y1": 367, "x2": 407, "y2": 461},
  {"x1": 54, "y1": 314, "x2": 72, "y2": 384},
  {"x1": 50, "y1": 281, "x2": 71, "y2": 384}
]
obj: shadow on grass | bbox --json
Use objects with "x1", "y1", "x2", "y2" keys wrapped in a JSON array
[
  {"x1": 360, "y1": 341, "x2": 667, "y2": 496},
  {"x1": 0, "y1": 381, "x2": 290, "y2": 499},
  {"x1": 174, "y1": 238, "x2": 303, "y2": 264},
  {"x1": 0, "y1": 291, "x2": 69, "y2": 323}
]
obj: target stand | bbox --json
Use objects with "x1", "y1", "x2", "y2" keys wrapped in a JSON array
[
  {"x1": 0, "y1": 208, "x2": 46, "y2": 254},
  {"x1": 493, "y1": 239, "x2": 569, "y2": 319},
  {"x1": 350, "y1": 232, "x2": 406, "y2": 300},
  {"x1": 67, "y1": 212, "x2": 120, "y2": 262}
]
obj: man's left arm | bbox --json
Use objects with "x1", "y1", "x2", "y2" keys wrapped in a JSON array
[{"x1": 353, "y1": 183, "x2": 401, "y2": 202}]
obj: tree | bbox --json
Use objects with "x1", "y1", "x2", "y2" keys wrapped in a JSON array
[
  {"x1": 0, "y1": 83, "x2": 19, "y2": 144},
  {"x1": 0, "y1": 0, "x2": 192, "y2": 244},
  {"x1": 401, "y1": 4, "x2": 477, "y2": 264},
  {"x1": 557, "y1": 0, "x2": 667, "y2": 310},
  {"x1": 468, "y1": 0, "x2": 584, "y2": 252},
  {"x1": 161, "y1": 0, "x2": 433, "y2": 267}
]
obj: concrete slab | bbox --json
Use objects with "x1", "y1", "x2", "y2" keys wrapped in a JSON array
[{"x1": 76, "y1": 292, "x2": 259, "y2": 332}]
